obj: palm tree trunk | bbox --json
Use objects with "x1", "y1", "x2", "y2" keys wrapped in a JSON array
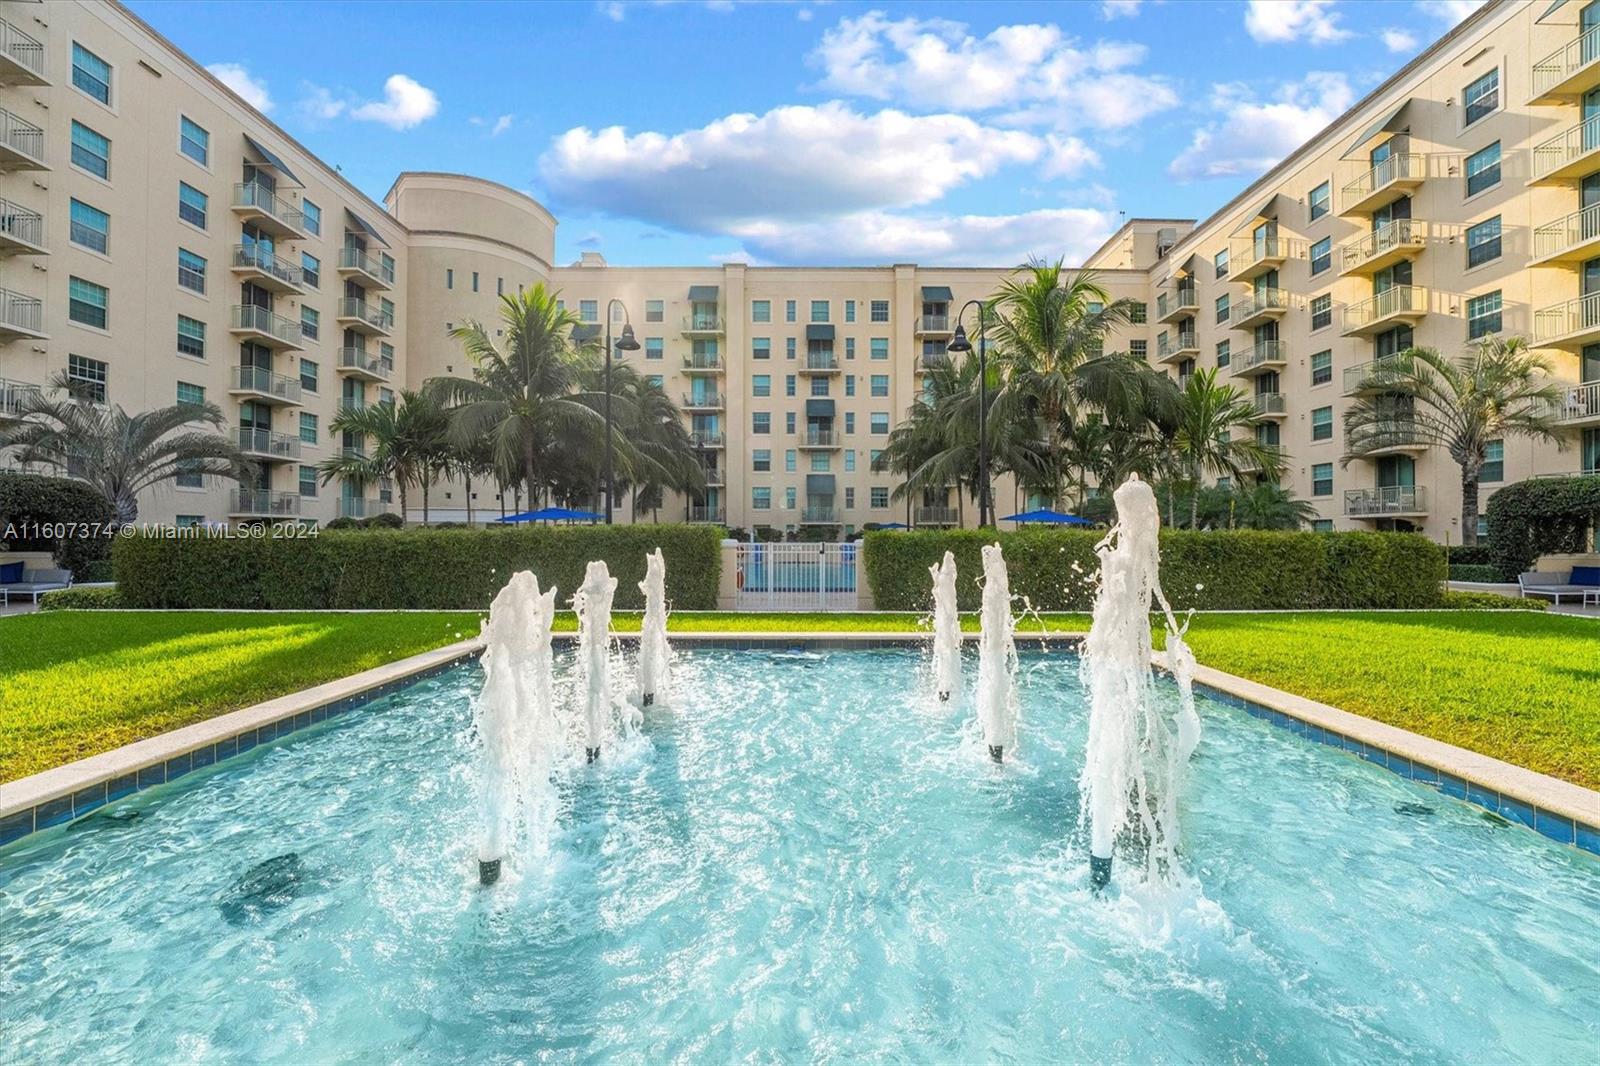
[
  {"x1": 398, "y1": 484, "x2": 409, "y2": 527},
  {"x1": 1190, "y1": 462, "x2": 1201, "y2": 529},
  {"x1": 1460, "y1": 473, "x2": 1480, "y2": 547},
  {"x1": 422, "y1": 479, "x2": 431, "y2": 526},
  {"x1": 465, "y1": 471, "x2": 474, "y2": 527}
]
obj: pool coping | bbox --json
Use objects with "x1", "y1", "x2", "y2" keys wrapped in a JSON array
[{"x1": 2, "y1": 631, "x2": 1597, "y2": 858}]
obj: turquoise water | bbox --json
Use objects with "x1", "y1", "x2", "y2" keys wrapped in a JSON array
[{"x1": 2, "y1": 647, "x2": 1598, "y2": 1063}]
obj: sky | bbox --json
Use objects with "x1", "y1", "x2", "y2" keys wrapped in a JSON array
[{"x1": 129, "y1": 0, "x2": 1488, "y2": 268}]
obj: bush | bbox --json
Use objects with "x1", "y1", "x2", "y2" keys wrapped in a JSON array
[
  {"x1": 113, "y1": 524, "x2": 723, "y2": 610},
  {"x1": 1446, "y1": 544, "x2": 1492, "y2": 566},
  {"x1": 1487, "y1": 475, "x2": 1600, "y2": 580},
  {"x1": 1440, "y1": 590, "x2": 1546, "y2": 611},
  {"x1": 364, "y1": 512, "x2": 404, "y2": 530},
  {"x1": 862, "y1": 528, "x2": 1445, "y2": 611},
  {"x1": 1448, "y1": 563, "x2": 1502, "y2": 582},
  {"x1": 38, "y1": 586, "x2": 124, "y2": 611},
  {"x1": 0, "y1": 472, "x2": 115, "y2": 578},
  {"x1": 324, "y1": 516, "x2": 359, "y2": 530}
]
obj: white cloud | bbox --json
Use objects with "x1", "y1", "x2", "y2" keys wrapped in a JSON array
[
  {"x1": 1101, "y1": 0, "x2": 1141, "y2": 18},
  {"x1": 1168, "y1": 71, "x2": 1354, "y2": 181},
  {"x1": 807, "y1": 11, "x2": 1176, "y2": 130},
  {"x1": 296, "y1": 84, "x2": 346, "y2": 122},
  {"x1": 208, "y1": 63, "x2": 271, "y2": 113},
  {"x1": 349, "y1": 74, "x2": 440, "y2": 130},
  {"x1": 1244, "y1": 0, "x2": 1350, "y2": 44},
  {"x1": 1381, "y1": 27, "x2": 1419, "y2": 53},
  {"x1": 730, "y1": 206, "x2": 1120, "y2": 266},
  {"x1": 1416, "y1": 0, "x2": 1485, "y2": 22},
  {"x1": 598, "y1": 1, "x2": 626, "y2": 20},
  {"x1": 473, "y1": 113, "x2": 516, "y2": 137},
  {"x1": 539, "y1": 102, "x2": 1043, "y2": 231},
  {"x1": 1040, "y1": 134, "x2": 1101, "y2": 179}
]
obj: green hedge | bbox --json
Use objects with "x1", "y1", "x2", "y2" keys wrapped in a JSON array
[
  {"x1": 1440, "y1": 590, "x2": 1546, "y2": 611},
  {"x1": 38, "y1": 586, "x2": 124, "y2": 611},
  {"x1": 113, "y1": 524, "x2": 723, "y2": 610},
  {"x1": 0, "y1": 472, "x2": 115, "y2": 577},
  {"x1": 1448, "y1": 563, "x2": 1502, "y2": 582},
  {"x1": 863, "y1": 529, "x2": 1445, "y2": 611},
  {"x1": 1487, "y1": 475, "x2": 1600, "y2": 580}
]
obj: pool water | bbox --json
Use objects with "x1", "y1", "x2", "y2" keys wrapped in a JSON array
[{"x1": 2, "y1": 648, "x2": 1598, "y2": 1062}]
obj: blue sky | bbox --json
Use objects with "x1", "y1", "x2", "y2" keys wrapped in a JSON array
[{"x1": 129, "y1": 0, "x2": 1485, "y2": 267}]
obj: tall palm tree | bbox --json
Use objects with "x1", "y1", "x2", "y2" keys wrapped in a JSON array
[
  {"x1": 1171, "y1": 368, "x2": 1284, "y2": 527},
  {"x1": 577, "y1": 360, "x2": 704, "y2": 519},
  {"x1": 1342, "y1": 336, "x2": 1564, "y2": 545},
  {"x1": 0, "y1": 372, "x2": 251, "y2": 525},
  {"x1": 319, "y1": 390, "x2": 452, "y2": 524}
]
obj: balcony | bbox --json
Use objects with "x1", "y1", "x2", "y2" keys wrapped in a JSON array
[
  {"x1": 687, "y1": 505, "x2": 726, "y2": 524},
  {"x1": 1531, "y1": 116, "x2": 1600, "y2": 184},
  {"x1": 916, "y1": 314, "x2": 952, "y2": 336},
  {"x1": 681, "y1": 314, "x2": 725, "y2": 336},
  {"x1": 230, "y1": 488, "x2": 301, "y2": 519},
  {"x1": 1339, "y1": 219, "x2": 1426, "y2": 277},
  {"x1": 229, "y1": 365, "x2": 302, "y2": 406},
  {"x1": 800, "y1": 506, "x2": 840, "y2": 525},
  {"x1": 337, "y1": 497, "x2": 387, "y2": 520},
  {"x1": 1343, "y1": 356, "x2": 1416, "y2": 396},
  {"x1": 231, "y1": 245, "x2": 305, "y2": 294},
  {"x1": 1531, "y1": 25, "x2": 1600, "y2": 103},
  {"x1": 1341, "y1": 286, "x2": 1427, "y2": 337},
  {"x1": 231, "y1": 183, "x2": 307, "y2": 239},
  {"x1": 1252, "y1": 393, "x2": 1287, "y2": 420},
  {"x1": 798, "y1": 429, "x2": 841, "y2": 449},
  {"x1": 1155, "y1": 330, "x2": 1198, "y2": 364},
  {"x1": 230, "y1": 304, "x2": 304, "y2": 350},
  {"x1": 337, "y1": 247, "x2": 394, "y2": 290},
  {"x1": 236, "y1": 427, "x2": 301, "y2": 462},
  {"x1": 1347, "y1": 420, "x2": 1427, "y2": 456},
  {"x1": 1237, "y1": 445, "x2": 1286, "y2": 475},
  {"x1": 800, "y1": 352, "x2": 841, "y2": 374},
  {"x1": 0, "y1": 197, "x2": 44, "y2": 255},
  {"x1": 1230, "y1": 238, "x2": 1301, "y2": 283},
  {"x1": 0, "y1": 376, "x2": 39, "y2": 416},
  {"x1": 1554, "y1": 380, "x2": 1600, "y2": 427},
  {"x1": 1531, "y1": 204, "x2": 1600, "y2": 267},
  {"x1": 682, "y1": 353, "x2": 722, "y2": 374},
  {"x1": 338, "y1": 347, "x2": 392, "y2": 382},
  {"x1": 916, "y1": 506, "x2": 959, "y2": 526},
  {"x1": 1534, "y1": 292, "x2": 1600, "y2": 351},
  {"x1": 1340, "y1": 154, "x2": 1425, "y2": 215},
  {"x1": 1155, "y1": 286, "x2": 1198, "y2": 323},
  {"x1": 1230, "y1": 340, "x2": 1289, "y2": 378},
  {"x1": 1231, "y1": 288, "x2": 1289, "y2": 329},
  {"x1": 0, "y1": 106, "x2": 46, "y2": 171},
  {"x1": 689, "y1": 431, "x2": 725, "y2": 449},
  {"x1": 700, "y1": 467, "x2": 726, "y2": 487},
  {"x1": 336, "y1": 297, "x2": 393, "y2": 337},
  {"x1": 0, "y1": 286, "x2": 44, "y2": 340},
  {"x1": 0, "y1": 18, "x2": 48, "y2": 85},
  {"x1": 680, "y1": 391, "x2": 725, "y2": 411},
  {"x1": 1344, "y1": 485, "x2": 1427, "y2": 519},
  {"x1": 338, "y1": 399, "x2": 368, "y2": 415}
]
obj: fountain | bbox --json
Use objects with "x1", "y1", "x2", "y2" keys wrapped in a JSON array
[
  {"x1": 636, "y1": 549, "x2": 671, "y2": 708},
  {"x1": 573, "y1": 560, "x2": 619, "y2": 764},
  {"x1": 1079, "y1": 476, "x2": 1200, "y2": 894},
  {"x1": 975, "y1": 543, "x2": 1018, "y2": 762},
  {"x1": 929, "y1": 551, "x2": 962, "y2": 704},
  {"x1": 474, "y1": 570, "x2": 559, "y2": 886}
]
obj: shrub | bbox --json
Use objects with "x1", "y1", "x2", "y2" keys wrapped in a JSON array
[
  {"x1": 113, "y1": 524, "x2": 723, "y2": 610},
  {"x1": 1487, "y1": 475, "x2": 1600, "y2": 580},
  {"x1": 1448, "y1": 563, "x2": 1502, "y2": 582},
  {"x1": 1440, "y1": 590, "x2": 1546, "y2": 611},
  {"x1": 324, "y1": 516, "x2": 359, "y2": 530},
  {"x1": 364, "y1": 512, "x2": 405, "y2": 530},
  {"x1": 38, "y1": 585, "x2": 124, "y2": 611},
  {"x1": 0, "y1": 472, "x2": 115, "y2": 578},
  {"x1": 862, "y1": 528, "x2": 1444, "y2": 611},
  {"x1": 1446, "y1": 544, "x2": 1492, "y2": 566}
]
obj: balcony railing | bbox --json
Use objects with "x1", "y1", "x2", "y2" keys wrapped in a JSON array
[
  {"x1": 917, "y1": 314, "x2": 951, "y2": 333},
  {"x1": 1344, "y1": 485, "x2": 1427, "y2": 517},
  {"x1": 1342, "y1": 285, "x2": 1426, "y2": 334},
  {"x1": 1555, "y1": 380, "x2": 1600, "y2": 425},
  {"x1": 916, "y1": 506, "x2": 959, "y2": 526},
  {"x1": 681, "y1": 314, "x2": 725, "y2": 334},
  {"x1": 337, "y1": 297, "x2": 393, "y2": 332},
  {"x1": 339, "y1": 246, "x2": 395, "y2": 285},
  {"x1": 230, "y1": 365, "x2": 302, "y2": 404},
  {"x1": 687, "y1": 505, "x2": 725, "y2": 523},
  {"x1": 1532, "y1": 115, "x2": 1600, "y2": 182},
  {"x1": 0, "y1": 376, "x2": 39, "y2": 416},
  {"x1": 231, "y1": 488, "x2": 301, "y2": 518},
  {"x1": 232, "y1": 183, "x2": 305, "y2": 233},
  {"x1": 1343, "y1": 355, "x2": 1416, "y2": 395},
  {"x1": 1231, "y1": 340, "x2": 1288, "y2": 375},
  {"x1": 231, "y1": 304, "x2": 303, "y2": 347},
  {"x1": 0, "y1": 286, "x2": 43, "y2": 335},
  {"x1": 689, "y1": 431, "x2": 725, "y2": 448},
  {"x1": 1534, "y1": 292, "x2": 1600, "y2": 345},
  {"x1": 1339, "y1": 219, "x2": 1425, "y2": 272},
  {"x1": 801, "y1": 506, "x2": 840, "y2": 524},
  {"x1": 1252, "y1": 392, "x2": 1287, "y2": 417},
  {"x1": 1156, "y1": 287, "x2": 1198, "y2": 321},
  {"x1": 1156, "y1": 331, "x2": 1197, "y2": 361},
  {"x1": 700, "y1": 468, "x2": 726, "y2": 487},
  {"x1": 0, "y1": 196, "x2": 43, "y2": 249},
  {"x1": 338, "y1": 347, "x2": 392, "y2": 380},
  {"x1": 338, "y1": 497, "x2": 386, "y2": 520},
  {"x1": 683, "y1": 352, "x2": 722, "y2": 371},
  {"x1": 1230, "y1": 238, "x2": 1301, "y2": 279},
  {"x1": 1340, "y1": 153, "x2": 1424, "y2": 211},
  {"x1": 0, "y1": 17, "x2": 47, "y2": 82},
  {"x1": 236, "y1": 427, "x2": 302, "y2": 461},
  {"x1": 1533, "y1": 24, "x2": 1600, "y2": 97},
  {"x1": 1233, "y1": 287, "x2": 1288, "y2": 321},
  {"x1": 1347, "y1": 420, "x2": 1424, "y2": 453},
  {"x1": 232, "y1": 244, "x2": 304, "y2": 289},
  {"x1": 681, "y1": 392, "x2": 725, "y2": 409},
  {"x1": 1533, "y1": 204, "x2": 1600, "y2": 261},
  {"x1": 804, "y1": 352, "x2": 840, "y2": 371},
  {"x1": 0, "y1": 106, "x2": 45, "y2": 166},
  {"x1": 801, "y1": 429, "x2": 840, "y2": 447}
]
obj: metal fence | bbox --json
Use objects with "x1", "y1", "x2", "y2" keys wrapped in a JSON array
[{"x1": 735, "y1": 542, "x2": 858, "y2": 611}]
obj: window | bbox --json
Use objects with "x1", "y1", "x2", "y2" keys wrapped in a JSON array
[
  {"x1": 1483, "y1": 439, "x2": 1504, "y2": 482},
  {"x1": 845, "y1": 412, "x2": 855, "y2": 434},
  {"x1": 1309, "y1": 181, "x2": 1330, "y2": 221},
  {"x1": 1130, "y1": 339, "x2": 1147, "y2": 359},
  {"x1": 845, "y1": 487, "x2": 856, "y2": 509},
  {"x1": 1311, "y1": 350, "x2": 1332, "y2": 386},
  {"x1": 301, "y1": 306, "x2": 320, "y2": 340},
  {"x1": 177, "y1": 248, "x2": 206, "y2": 293},
  {"x1": 299, "y1": 412, "x2": 319, "y2": 444},
  {"x1": 68, "y1": 354, "x2": 107, "y2": 402},
  {"x1": 300, "y1": 359, "x2": 318, "y2": 393},
  {"x1": 176, "y1": 381, "x2": 205, "y2": 406},
  {"x1": 1465, "y1": 142, "x2": 1501, "y2": 197},
  {"x1": 785, "y1": 487, "x2": 797, "y2": 509},
  {"x1": 302, "y1": 199, "x2": 321, "y2": 236},
  {"x1": 72, "y1": 43, "x2": 112, "y2": 104},
  {"x1": 786, "y1": 374, "x2": 797, "y2": 397},
  {"x1": 752, "y1": 412, "x2": 771, "y2": 434},
  {"x1": 645, "y1": 337, "x2": 663, "y2": 360},
  {"x1": 870, "y1": 374, "x2": 889, "y2": 397},
  {"x1": 870, "y1": 300, "x2": 889, "y2": 323},
  {"x1": 752, "y1": 374, "x2": 771, "y2": 397},
  {"x1": 1466, "y1": 216, "x2": 1501, "y2": 268},
  {"x1": 871, "y1": 487, "x2": 889, "y2": 508},
  {"x1": 1463, "y1": 68, "x2": 1499, "y2": 126},
  {"x1": 845, "y1": 338, "x2": 856, "y2": 360},
  {"x1": 810, "y1": 299, "x2": 829, "y2": 322},
  {"x1": 845, "y1": 299, "x2": 856, "y2": 323},
  {"x1": 177, "y1": 314, "x2": 205, "y2": 358},
  {"x1": 69, "y1": 277, "x2": 107, "y2": 328},
  {"x1": 69, "y1": 199, "x2": 109, "y2": 254},
  {"x1": 580, "y1": 300, "x2": 598, "y2": 323},
  {"x1": 845, "y1": 451, "x2": 856, "y2": 472},
  {"x1": 645, "y1": 299, "x2": 664, "y2": 322},
  {"x1": 810, "y1": 452, "x2": 830, "y2": 472},
  {"x1": 173, "y1": 514, "x2": 204, "y2": 530},
  {"x1": 1215, "y1": 295, "x2": 1230, "y2": 323},
  {"x1": 470, "y1": 271, "x2": 480, "y2": 292},
  {"x1": 1309, "y1": 237, "x2": 1332, "y2": 275},
  {"x1": 1311, "y1": 463, "x2": 1334, "y2": 497},
  {"x1": 445, "y1": 269, "x2": 454, "y2": 290},
  {"x1": 179, "y1": 116, "x2": 208, "y2": 165},
  {"x1": 753, "y1": 337, "x2": 771, "y2": 359},
  {"x1": 380, "y1": 343, "x2": 395, "y2": 373},
  {"x1": 753, "y1": 487, "x2": 772, "y2": 510},
  {"x1": 175, "y1": 459, "x2": 203, "y2": 490},
  {"x1": 786, "y1": 337, "x2": 796, "y2": 360},
  {"x1": 752, "y1": 300, "x2": 771, "y2": 322},
  {"x1": 1312, "y1": 406, "x2": 1333, "y2": 441},
  {"x1": 1121, "y1": 301, "x2": 1144, "y2": 325},
  {"x1": 785, "y1": 449, "x2": 797, "y2": 472},
  {"x1": 1310, "y1": 293, "x2": 1331, "y2": 331},
  {"x1": 1216, "y1": 341, "x2": 1230, "y2": 368},
  {"x1": 1312, "y1": 519, "x2": 1334, "y2": 533},
  {"x1": 71, "y1": 121, "x2": 110, "y2": 179},
  {"x1": 753, "y1": 449, "x2": 771, "y2": 472},
  {"x1": 497, "y1": 277, "x2": 504, "y2": 296},
  {"x1": 178, "y1": 182, "x2": 207, "y2": 228},
  {"x1": 785, "y1": 300, "x2": 796, "y2": 322},
  {"x1": 870, "y1": 338, "x2": 889, "y2": 360},
  {"x1": 1467, "y1": 290, "x2": 1503, "y2": 339},
  {"x1": 871, "y1": 412, "x2": 889, "y2": 434},
  {"x1": 299, "y1": 466, "x2": 319, "y2": 498},
  {"x1": 1214, "y1": 250, "x2": 1229, "y2": 279},
  {"x1": 302, "y1": 253, "x2": 320, "y2": 289}
]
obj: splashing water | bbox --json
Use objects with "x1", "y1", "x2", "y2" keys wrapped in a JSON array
[
  {"x1": 574, "y1": 560, "x2": 622, "y2": 762},
  {"x1": 474, "y1": 570, "x2": 559, "y2": 884},
  {"x1": 1079, "y1": 476, "x2": 1201, "y2": 892},
  {"x1": 636, "y1": 548, "x2": 671, "y2": 708},
  {"x1": 976, "y1": 543, "x2": 1019, "y2": 761},
  {"x1": 929, "y1": 550, "x2": 962, "y2": 704}
]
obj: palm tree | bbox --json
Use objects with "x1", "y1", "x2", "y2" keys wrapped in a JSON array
[
  {"x1": 0, "y1": 372, "x2": 251, "y2": 525},
  {"x1": 1171, "y1": 368, "x2": 1285, "y2": 527},
  {"x1": 318, "y1": 390, "x2": 452, "y2": 524},
  {"x1": 577, "y1": 361, "x2": 704, "y2": 519},
  {"x1": 1342, "y1": 336, "x2": 1564, "y2": 545},
  {"x1": 1233, "y1": 482, "x2": 1318, "y2": 530}
]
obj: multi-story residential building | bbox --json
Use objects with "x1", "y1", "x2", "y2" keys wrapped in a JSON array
[{"x1": 1, "y1": 0, "x2": 1597, "y2": 539}]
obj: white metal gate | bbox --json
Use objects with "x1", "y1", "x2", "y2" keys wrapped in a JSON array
[{"x1": 735, "y1": 542, "x2": 859, "y2": 611}]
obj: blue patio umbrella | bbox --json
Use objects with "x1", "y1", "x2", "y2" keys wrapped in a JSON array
[
  {"x1": 874, "y1": 522, "x2": 910, "y2": 530},
  {"x1": 1001, "y1": 508, "x2": 1094, "y2": 526},
  {"x1": 494, "y1": 507, "x2": 604, "y2": 524}
]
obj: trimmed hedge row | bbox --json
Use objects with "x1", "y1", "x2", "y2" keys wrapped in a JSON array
[
  {"x1": 38, "y1": 586, "x2": 123, "y2": 611},
  {"x1": 1448, "y1": 563, "x2": 1502, "y2": 583},
  {"x1": 0, "y1": 472, "x2": 115, "y2": 577},
  {"x1": 113, "y1": 524, "x2": 723, "y2": 610},
  {"x1": 862, "y1": 528, "x2": 1445, "y2": 611}
]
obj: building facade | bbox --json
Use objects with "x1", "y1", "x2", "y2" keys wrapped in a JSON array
[{"x1": 1, "y1": 0, "x2": 1596, "y2": 538}]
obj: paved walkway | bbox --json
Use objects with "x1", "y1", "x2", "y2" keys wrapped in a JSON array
[{"x1": 1, "y1": 600, "x2": 39, "y2": 617}]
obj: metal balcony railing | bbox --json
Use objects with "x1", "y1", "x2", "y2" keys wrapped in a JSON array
[
  {"x1": 687, "y1": 505, "x2": 726, "y2": 523},
  {"x1": 1252, "y1": 392, "x2": 1286, "y2": 417},
  {"x1": 804, "y1": 352, "x2": 839, "y2": 371},
  {"x1": 1344, "y1": 485, "x2": 1427, "y2": 516},
  {"x1": 918, "y1": 315, "x2": 951, "y2": 332},
  {"x1": 801, "y1": 506, "x2": 840, "y2": 524},
  {"x1": 681, "y1": 392, "x2": 725, "y2": 408},
  {"x1": 915, "y1": 506, "x2": 959, "y2": 525},
  {"x1": 232, "y1": 245, "x2": 303, "y2": 289},
  {"x1": 236, "y1": 427, "x2": 301, "y2": 460},
  {"x1": 339, "y1": 246, "x2": 394, "y2": 284},
  {"x1": 682, "y1": 314, "x2": 725, "y2": 333},
  {"x1": 1340, "y1": 153, "x2": 1424, "y2": 209},
  {"x1": 684, "y1": 352, "x2": 722, "y2": 370},
  {"x1": 1534, "y1": 204, "x2": 1600, "y2": 260},
  {"x1": 337, "y1": 297, "x2": 393, "y2": 331},
  {"x1": 1342, "y1": 356, "x2": 1416, "y2": 395},
  {"x1": 689, "y1": 431, "x2": 725, "y2": 448},
  {"x1": 1234, "y1": 288, "x2": 1289, "y2": 320},
  {"x1": 0, "y1": 286, "x2": 42, "y2": 334},
  {"x1": 338, "y1": 497, "x2": 385, "y2": 520},
  {"x1": 1555, "y1": 380, "x2": 1600, "y2": 424},
  {"x1": 1230, "y1": 340, "x2": 1289, "y2": 375},
  {"x1": 231, "y1": 488, "x2": 301, "y2": 517},
  {"x1": 1533, "y1": 292, "x2": 1600, "y2": 344},
  {"x1": 1346, "y1": 420, "x2": 1423, "y2": 452},
  {"x1": 1533, "y1": 24, "x2": 1600, "y2": 96},
  {"x1": 1342, "y1": 286, "x2": 1426, "y2": 333},
  {"x1": 0, "y1": 18, "x2": 46, "y2": 81},
  {"x1": 1532, "y1": 115, "x2": 1600, "y2": 181},
  {"x1": 231, "y1": 304, "x2": 302, "y2": 346},
  {"x1": 1156, "y1": 331, "x2": 1197, "y2": 360},
  {"x1": 338, "y1": 347, "x2": 392, "y2": 380},
  {"x1": 230, "y1": 365, "x2": 301, "y2": 404},
  {"x1": 232, "y1": 182, "x2": 304, "y2": 232},
  {"x1": 801, "y1": 429, "x2": 840, "y2": 447},
  {"x1": 1339, "y1": 219, "x2": 1424, "y2": 271},
  {"x1": 0, "y1": 197, "x2": 43, "y2": 248},
  {"x1": 0, "y1": 376, "x2": 39, "y2": 416},
  {"x1": 0, "y1": 106, "x2": 43, "y2": 164}
]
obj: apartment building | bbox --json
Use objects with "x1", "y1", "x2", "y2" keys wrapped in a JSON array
[{"x1": 1, "y1": 0, "x2": 1596, "y2": 539}]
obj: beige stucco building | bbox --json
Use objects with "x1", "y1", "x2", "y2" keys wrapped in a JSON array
[{"x1": 1, "y1": 0, "x2": 1597, "y2": 538}]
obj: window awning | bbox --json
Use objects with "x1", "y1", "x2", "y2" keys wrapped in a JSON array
[
  {"x1": 688, "y1": 285, "x2": 719, "y2": 301},
  {"x1": 1230, "y1": 193, "x2": 1289, "y2": 235},
  {"x1": 1538, "y1": 0, "x2": 1570, "y2": 23},
  {"x1": 805, "y1": 324, "x2": 835, "y2": 340},
  {"x1": 1175, "y1": 253, "x2": 1202, "y2": 278},
  {"x1": 345, "y1": 208, "x2": 391, "y2": 249},
  {"x1": 571, "y1": 324, "x2": 601, "y2": 343},
  {"x1": 242, "y1": 134, "x2": 301, "y2": 185},
  {"x1": 921, "y1": 285, "x2": 953, "y2": 301},
  {"x1": 1343, "y1": 99, "x2": 1411, "y2": 158},
  {"x1": 805, "y1": 399, "x2": 835, "y2": 418},
  {"x1": 806, "y1": 474, "x2": 836, "y2": 495}
]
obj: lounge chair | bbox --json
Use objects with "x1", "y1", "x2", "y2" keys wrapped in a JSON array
[
  {"x1": 1517, "y1": 568, "x2": 1600, "y2": 604},
  {"x1": 0, "y1": 567, "x2": 73, "y2": 605}
]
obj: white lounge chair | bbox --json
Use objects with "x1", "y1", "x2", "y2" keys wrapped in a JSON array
[{"x1": 0, "y1": 568, "x2": 73, "y2": 605}]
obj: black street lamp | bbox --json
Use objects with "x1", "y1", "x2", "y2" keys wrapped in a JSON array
[
  {"x1": 604, "y1": 299, "x2": 639, "y2": 525},
  {"x1": 945, "y1": 299, "x2": 991, "y2": 528}
]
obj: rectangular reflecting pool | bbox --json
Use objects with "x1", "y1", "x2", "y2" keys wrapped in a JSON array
[{"x1": 1, "y1": 648, "x2": 1597, "y2": 1062}]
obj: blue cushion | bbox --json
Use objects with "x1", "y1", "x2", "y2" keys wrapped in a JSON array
[
  {"x1": 1571, "y1": 566, "x2": 1600, "y2": 587},
  {"x1": 0, "y1": 562, "x2": 22, "y2": 584}
]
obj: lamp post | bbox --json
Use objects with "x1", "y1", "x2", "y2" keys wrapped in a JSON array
[
  {"x1": 945, "y1": 299, "x2": 990, "y2": 528},
  {"x1": 604, "y1": 299, "x2": 639, "y2": 525}
]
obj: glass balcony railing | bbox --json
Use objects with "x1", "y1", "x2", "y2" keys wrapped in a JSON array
[
  {"x1": 1230, "y1": 340, "x2": 1289, "y2": 375},
  {"x1": 801, "y1": 429, "x2": 840, "y2": 447},
  {"x1": 1252, "y1": 392, "x2": 1286, "y2": 417}
]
